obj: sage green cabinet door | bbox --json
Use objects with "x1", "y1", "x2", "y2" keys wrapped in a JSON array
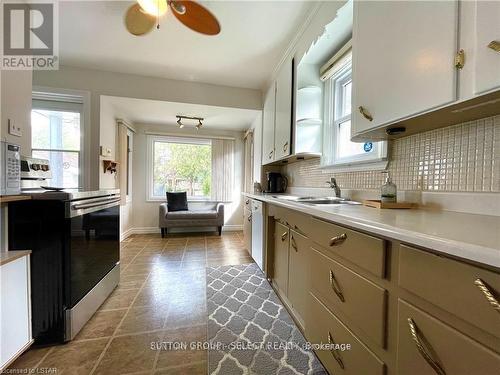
[
  {"x1": 273, "y1": 221, "x2": 289, "y2": 297},
  {"x1": 288, "y1": 230, "x2": 309, "y2": 323},
  {"x1": 243, "y1": 207, "x2": 252, "y2": 254}
]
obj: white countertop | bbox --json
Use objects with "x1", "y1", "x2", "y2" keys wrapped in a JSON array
[
  {"x1": 0, "y1": 250, "x2": 31, "y2": 267},
  {"x1": 244, "y1": 193, "x2": 500, "y2": 268}
]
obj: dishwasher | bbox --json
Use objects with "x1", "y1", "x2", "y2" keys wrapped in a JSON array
[{"x1": 251, "y1": 199, "x2": 265, "y2": 271}]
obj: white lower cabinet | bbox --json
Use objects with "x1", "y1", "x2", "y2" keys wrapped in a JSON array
[{"x1": 1, "y1": 254, "x2": 32, "y2": 370}]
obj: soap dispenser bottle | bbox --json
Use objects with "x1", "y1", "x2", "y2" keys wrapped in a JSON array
[{"x1": 381, "y1": 171, "x2": 397, "y2": 203}]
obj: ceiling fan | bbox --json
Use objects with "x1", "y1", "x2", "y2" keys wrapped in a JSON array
[{"x1": 125, "y1": 0, "x2": 221, "y2": 36}]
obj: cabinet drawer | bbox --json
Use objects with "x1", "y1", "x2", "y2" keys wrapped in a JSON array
[
  {"x1": 310, "y1": 247, "x2": 387, "y2": 347},
  {"x1": 399, "y1": 245, "x2": 500, "y2": 338},
  {"x1": 310, "y1": 218, "x2": 386, "y2": 277},
  {"x1": 272, "y1": 205, "x2": 310, "y2": 236},
  {"x1": 397, "y1": 299, "x2": 500, "y2": 375},
  {"x1": 308, "y1": 293, "x2": 385, "y2": 375}
]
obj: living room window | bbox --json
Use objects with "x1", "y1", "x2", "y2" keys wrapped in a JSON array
[
  {"x1": 148, "y1": 136, "x2": 212, "y2": 201},
  {"x1": 31, "y1": 98, "x2": 83, "y2": 188}
]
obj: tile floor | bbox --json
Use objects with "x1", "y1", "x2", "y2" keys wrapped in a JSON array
[{"x1": 8, "y1": 231, "x2": 253, "y2": 375}]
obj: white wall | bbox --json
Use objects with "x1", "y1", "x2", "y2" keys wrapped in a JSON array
[
  {"x1": 1, "y1": 70, "x2": 33, "y2": 156},
  {"x1": 250, "y1": 113, "x2": 263, "y2": 184},
  {"x1": 131, "y1": 123, "x2": 246, "y2": 233},
  {"x1": 0, "y1": 70, "x2": 33, "y2": 252},
  {"x1": 99, "y1": 98, "x2": 118, "y2": 189},
  {"x1": 33, "y1": 66, "x2": 262, "y2": 189}
]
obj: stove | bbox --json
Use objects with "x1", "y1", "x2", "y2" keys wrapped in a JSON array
[{"x1": 10, "y1": 157, "x2": 121, "y2": 344}]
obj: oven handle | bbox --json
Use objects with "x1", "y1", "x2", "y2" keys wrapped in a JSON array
[{"x1": 71, "y1": 197, "x2": 121, "y2": 210}]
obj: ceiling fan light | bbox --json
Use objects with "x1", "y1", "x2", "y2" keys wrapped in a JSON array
[
  {"x1": 137, "y1": 0, "x2": 168, "y2": 16},
  {"x1": 169, "y1": 1, "x2": 186, "y2": 15}
]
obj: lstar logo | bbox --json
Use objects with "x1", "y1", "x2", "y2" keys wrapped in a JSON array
[{"x1": 1, "y1": 0, "x2": 59, "y2": 70}]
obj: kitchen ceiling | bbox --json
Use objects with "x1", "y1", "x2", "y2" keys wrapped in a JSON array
[
  {"x1": 102, "y1": 95, "x2": 260, "y2": 130},
  {"x1": 58, "y1": 1, "x2": 316, "y2": 90}
]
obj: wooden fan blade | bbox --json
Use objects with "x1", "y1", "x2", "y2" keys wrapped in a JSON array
[
  {"x1": 125, "y1": 4, "x2": 156, "y2": 36},
  {"x1": 170, "y1": 1, "x2": 220, "y2": 35}
]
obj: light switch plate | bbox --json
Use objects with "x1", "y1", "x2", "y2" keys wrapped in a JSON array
[
  {"x1": 100, "y1": 146, "x2": 112, "y2": 157},
  {"x1": 8, "y1": 119, "x2": 22, "y2": 137}
]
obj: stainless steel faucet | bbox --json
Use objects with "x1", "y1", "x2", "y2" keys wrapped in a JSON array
[{"x1": 326, "y1": 177, "x2": 341, "y2": 198}]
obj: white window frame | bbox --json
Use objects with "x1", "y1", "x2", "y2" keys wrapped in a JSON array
[
  {"x1": 31, "y1": 98, "x2": 84, "y2": 189},
  {"x1": 32, "y1": 87, "x2": 91, "y2": 189},
  {"x1": 321, "y1": 49, "x2": 387, "y2": 171},
  {"x1": 146, "y1": 135, "x2": 213, "y2": 202}
]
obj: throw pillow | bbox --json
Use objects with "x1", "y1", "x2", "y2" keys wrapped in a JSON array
[{"x1": 166, "y1": 192, "x2": 188, "y2": 212}]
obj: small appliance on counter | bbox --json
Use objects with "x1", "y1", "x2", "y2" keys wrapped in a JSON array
[
  {"x1": 20, "y1": 156, "x2": 52, "y2": 191},
  {"x1": 0, "y1": 141, "x2": 21, "y2": 195},
  {"x1": 265, "y1": 172, "x2": 288, "y2": 193}
]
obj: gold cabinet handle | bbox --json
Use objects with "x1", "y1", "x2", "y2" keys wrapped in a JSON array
[
  {"x1": 248, "y1": 214, "x2": 252, "y2": 222},
  {"x1": 329, "y1": 270, "x2": 345, "y2": 302},
  {"x1": 488, "y1": 40, "x2": 500, "y2": 53},
  {"x1": 474, "y1": 278, "x2": 500, "y2": 313},
  {"x1": 269, "y1": 150, "x2": 274, "y2": 159},
  {"x1": 281, "y1": 231, "x2": 288, "y2": 241},
  {"x1": 358, "y1": 106, "x2": 373, "y2": 121},
  {"x1": 454, "y1": 49, "x2": 465, "y2": 69},
  {"x1": 291, "y1": 236, "x2": 298, "y2": 251},
  {"x1": 407, "y1": 318, "x2": 446, "y2": 375},
  {"x1": 327, "y1": 331, "x2": 345, "y2": 369},
  {"x1": 283, "y1": 142, "x2": 288, "y2": 152},
  {"x1": 329, "y1": 233, "x2": 347, "y2": 246},
  {"x1": 245, "y1": 199, "x2": 249, "y2": 204},
  {"x1": 293, "y1": 224, "x2": 306, "y2": 236}
]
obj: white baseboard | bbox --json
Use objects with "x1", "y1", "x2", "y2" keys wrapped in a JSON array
[
  {"x1": 222, "y1": 225, "x2": 243, "y2": 231},
  {"x1": 120, "y1": 225, "x2": 243, "y2": 239},
  {"x1": 120, "y1": 228, "x2": 134, "y2": 241}
]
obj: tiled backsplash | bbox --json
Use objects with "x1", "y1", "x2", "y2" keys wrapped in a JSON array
[{"x1": 283, "y1": 115, "x2": 500, "y2": 192}]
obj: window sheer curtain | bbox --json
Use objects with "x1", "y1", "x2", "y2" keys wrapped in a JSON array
[{"x1": 211, "y1": 139, "x2": 235, "y2": 202}]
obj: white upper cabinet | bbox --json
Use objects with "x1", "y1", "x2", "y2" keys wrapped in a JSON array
[
  {"x1": 352, "y1": 0, "x2": 459, "y2": 135},
  {"x1": 274, "y1": 58, "x2": 293, "y2": 160},
  {"x1": 472, "y1": 1, "x2": 500, "y2": 95},
  {"x1": 262, "y1": 58, "x2": 294, "y2": 165},
  {"x1": 262, "y1": 83, "x2": 276, "y2": 165}
]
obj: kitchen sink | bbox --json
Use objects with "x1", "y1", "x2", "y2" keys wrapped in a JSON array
[
  {"x1": 271, "y1": 195, "x2": 361, "y2": 205},
  {"x1": 301, "y1": 199, "x2": 361, "y2": 205}
]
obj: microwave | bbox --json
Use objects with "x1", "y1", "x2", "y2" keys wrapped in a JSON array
[{"x1": 0, "y1": 141, "x2": 21, "y2": 195}]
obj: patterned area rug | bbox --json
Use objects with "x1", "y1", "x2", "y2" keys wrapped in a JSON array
[{"x1": 206, "y1": 263, "x2": 326, "y2": 375}]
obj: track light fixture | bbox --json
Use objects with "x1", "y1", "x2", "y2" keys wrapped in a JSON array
[{"x1": 176, "y1": 115, "x2": 204, "y2": 129}]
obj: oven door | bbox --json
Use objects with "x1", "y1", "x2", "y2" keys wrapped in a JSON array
[{"x1": 67, "y1": 201, "x2": 120, "y2": 307}]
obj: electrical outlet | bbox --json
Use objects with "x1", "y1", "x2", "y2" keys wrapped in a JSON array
[{"x1": 8, "y1": 119, "x2": 22, "y2": 137}]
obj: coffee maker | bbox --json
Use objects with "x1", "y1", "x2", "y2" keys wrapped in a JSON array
[{"x1": 265, "y1": 172, "x2": 288, "y2": 193}]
